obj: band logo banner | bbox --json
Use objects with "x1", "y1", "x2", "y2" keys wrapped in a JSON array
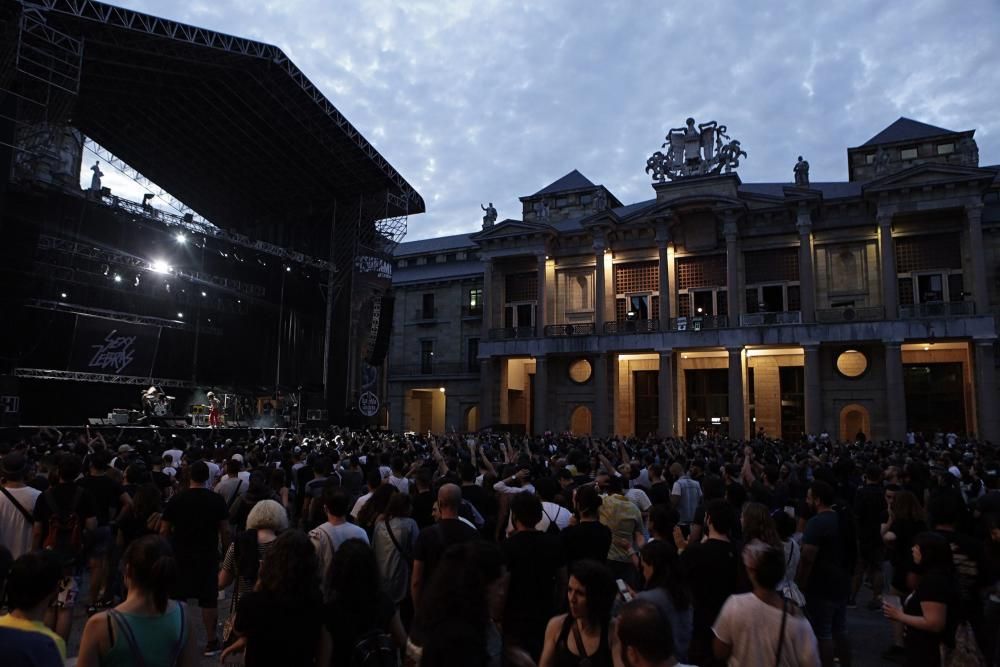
[{"x1": 69, "y1": 315, "x2": 160, "y2": 376}]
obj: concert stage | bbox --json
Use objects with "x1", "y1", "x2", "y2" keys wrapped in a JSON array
[{"x1": 0, "y1": 0, "x2": 422, "y2": 428}]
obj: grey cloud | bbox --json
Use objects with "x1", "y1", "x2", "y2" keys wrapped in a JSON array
[{"x1": 125, "y1": 0, "x2": 998, "y2": 240}]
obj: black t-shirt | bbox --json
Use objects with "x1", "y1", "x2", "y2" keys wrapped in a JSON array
[
  {"x1": 460, "y1": 484, "x2": 496, "y2": 524},
  {"x1": 502, "y1": 530, "x2": 566, "y2": 658},
  {"x1": 78, "y1": 474, "x2": 124, "y2": 526},
  {"x1": 854, "y1": 483, "x2": 886, "y2": 551},
  {"x1": 411, "y1": 490, "x2": 436, "y2": 530},
  {"x1": 903, "y1": 571, "x2": 958, "y2": 667},
  {"x1": 802, "y1": 510, "x2": 850, "y2": 601},
  {"x1": 413, "y1": 518, "x2": 478, "y2": 584},
  {"x1": 325, "y1": 590, "x2": 395, "y2": 655},
  {"x1": 161, "y1": 487, "x2": 228, "y2": 561},
  {"x1": 561, "y1": 520, "x2": 612, "y2": 565},
  {"x1": 646, "y1": 481, "x2": 671, "y2": 507},
  {"x1": 681, "y1": 538, "x2": 740, "y2": 634},
  {"x1": 236, "y1": 589, "x2": 324, "y2": 667},
  {"x1": 33, "y1": 482, "x2": 98, "y2": 528},
  {"x1": 151, "y1": 470, "x2": 172, "y2": 493}
]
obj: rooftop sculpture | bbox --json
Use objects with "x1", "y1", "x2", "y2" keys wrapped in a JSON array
[{"x1": 646, "y1": 117, "x2": 746, "y2": 182}]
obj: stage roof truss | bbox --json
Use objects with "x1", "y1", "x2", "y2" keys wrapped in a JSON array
[{"x1": 14, "y1": 367, "x2": 197, "y2": 389}]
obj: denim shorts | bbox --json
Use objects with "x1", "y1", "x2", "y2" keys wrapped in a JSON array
[{"x1": 806, "y1": 595, "x2": 848, "y2": 640}]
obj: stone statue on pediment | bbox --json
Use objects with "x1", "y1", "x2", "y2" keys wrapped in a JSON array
[
  {"x1": 90, "y1": 161, "x2": 103, "y2": 191},
  {"x1": 594, "y1": 189, "x2": 607, "y2": 211},
  {"x1": 794, "y1": 156, "x2": 810, "y2": 187},
  {"x1": 481, "y1": 202, "x2": 497, "y2": 228}
]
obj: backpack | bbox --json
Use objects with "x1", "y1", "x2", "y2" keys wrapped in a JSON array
[
  {"x1": 42, "y1": 487, "x2": 85, "y2": 565},
  {"x1": 350, "y1": 628, "x2": 398, "y2": 667}
]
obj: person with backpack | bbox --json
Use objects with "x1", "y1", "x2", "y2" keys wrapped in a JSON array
[
  {"x1": 31, "y1": 452, "x2": 98, "y2": 644},
  {"x1": 75, "y1": 535, "x2": 198, "y2": 667},
  {"x1": 798, "y1": 480, "x2": 852, "y2": 667},
  {"x1": 324, "y1": 538, "x2": 405, "y2": 665}
]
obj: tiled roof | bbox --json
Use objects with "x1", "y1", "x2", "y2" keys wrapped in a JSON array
[
  {"x1": 531, "y1": 169, "x2": 596, "y2": 197},
  {"x1": 739, "y1": 182, "x2": 863, "y2": 199},
  {"x1": 861, "y1": 117, "x2": 956, "y2": 147},
  {"x1": 392, "y1": 261, "x2": 482, "y2": 285},
  {"x1": 394, "y1": 232, "x2": 476, "y2": 257}
]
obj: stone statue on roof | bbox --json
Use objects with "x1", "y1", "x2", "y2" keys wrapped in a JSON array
[
  {"x1": 645, "y1": 117, "x2": 746, "y2": 181},
  {"x1": 594, "y1": 189, "x2": 607, "y2": 211},
  {"x1": 481, "y1": 202, "x2": 497, "y2": 228},
  {"x1": 534, "y1": 200, "x2": 550, "y2": 221},
  {"x1": 90, "y1": 161, "x2": 103, "y2": 192},
  {"x1": 793, "y1": 156, "x2": 810, "y2": 187}
]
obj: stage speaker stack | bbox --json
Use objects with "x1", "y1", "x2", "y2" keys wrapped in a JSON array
[
  {"x1": 0, "y1": 375, "x2": 20, "y2": 428},
  {"x1": 365, "y1": 293, "x2": 394, "y2": 366}
]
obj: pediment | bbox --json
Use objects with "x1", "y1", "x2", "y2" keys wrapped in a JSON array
[
  {"x1": 863, "y1": 163, "x2": 995, "y2": 193},
  {"x1": 469, "y1": 219, "x2": 553, "y2": 242}
]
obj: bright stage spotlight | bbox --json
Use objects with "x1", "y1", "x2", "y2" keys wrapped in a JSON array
[
  {"x1": 151, "y1": 259, "x2": 171, "y2": 274},
  {"x1": 113, "y1": 274, "x2": 122, "y2": 283},
  {"x1": 175, "y1": 232, "x2": 186, "y2": 244},
  {"x1": 177, "y1": 312, "x2": 184, "y2": 318}
]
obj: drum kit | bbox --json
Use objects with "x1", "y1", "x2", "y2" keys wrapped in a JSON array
[{"x1": 142, "y1": 386, "x2": 175, "y2": 417}]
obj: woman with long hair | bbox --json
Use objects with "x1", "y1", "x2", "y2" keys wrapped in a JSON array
[
  {"x1": 268, "y1": 467, "x2": 291, "y2": 516},
  {"x1": 635, "y1": 540, "x2": 693, "y2": 662},
  {"x1": 741, "y1": 502, "x2": 782, "y2": 548},
  {"x1": 222, "y1": 530, "x2": 329, "y2": 666},
  {"x1": 881, "y1": 488, "x2": 927, "y2": 659},
  {"x1": 76, "y1": 535, "x2": 198, "y2": 667},
  {"x1": 356, "y1": 483, "x2": 397, "y2": 536},
  {"x1": 882, "y1": 532, "x2": 959, "y2": 667},
  {"x1": 325, "y1": 539, "x2": 405, "y2": 657},
  {"x1": 372, "y1": 491, "x2": 419, "y2": 612},
  {"x1": 538, "y1": 559, "x2": 617, "y2": 667}
]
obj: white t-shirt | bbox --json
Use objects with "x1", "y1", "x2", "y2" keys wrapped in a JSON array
[
  {"x1": 163, "y1": 449, "x2": 184, "y2": 467},
  {"x1": 712, "y1": 592, "x2": 820, "y2": 667},
  {"x1": 0, "y1": 484, "x2": 42, "y2": 559},
  {"x1": 351, "y1": 491, "x2": 373, "y2": 519},
  {"x1": 388, "y1": 475, "x2": 410, "y2": 494},
  {"x1": 625, "y1": 488, "x2": 652, "y2": 513}
]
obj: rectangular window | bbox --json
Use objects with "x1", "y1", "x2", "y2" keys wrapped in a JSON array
[
  {"x1": 467, "y1": 338, "x2": 479, "y2": 372},
  {"x1": 937, "y1": 143, "x2": 954, "y2": 155},
  {"x1": 422, "y1": 293, "x2": 435, "y2": 319},
  {"x1": 468, "y1": 288, "x2": 483, "y2": 312},
  {"x1": 865, "y1": 153, "x2": 876, "y2": 165},
  {"x1": 627, "y1": 295, "x2": 650, "y2": 320},
  {"x1": 917, "y1": 274, "x2": 945, "y2": 303},
  {"x1": 900, "y1": 147, "x2": 918, "y2": 160},
  {"x1": 420, "y1": 340, "x2": 434, "y2": 374}
]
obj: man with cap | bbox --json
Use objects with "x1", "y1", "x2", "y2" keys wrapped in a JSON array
[{"x1": 0, "y1": 451, "x2": 42, "y2": 560}]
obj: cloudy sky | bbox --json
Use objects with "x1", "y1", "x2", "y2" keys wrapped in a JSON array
[{"x1": 91, "y1": 0, "x2": 1000, "y2": 241}]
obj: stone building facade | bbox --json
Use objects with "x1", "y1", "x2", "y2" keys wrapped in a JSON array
[{"x1": 388, "y1": 118, "x2": 1000, "y2": 443}]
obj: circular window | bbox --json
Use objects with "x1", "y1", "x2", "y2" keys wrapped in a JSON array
[
  {"x1": 568, "y1": 359, "x2": 593, "y2": 384},
  {"x1": 836, "y1": 350, "x2": 868, "y2": 378}
]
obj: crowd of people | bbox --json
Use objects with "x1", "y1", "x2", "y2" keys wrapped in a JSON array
[{"x1": 1, "y1": 424, "x2": 999, "y2": 666}]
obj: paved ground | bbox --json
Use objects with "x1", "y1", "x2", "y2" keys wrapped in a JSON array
[{"x1": 60, "y1": 578, "x2": 892, "y2": 666}]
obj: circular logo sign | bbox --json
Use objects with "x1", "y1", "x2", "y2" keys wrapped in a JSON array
[{"x1": 358, "y1": 391, "x2": 380, "y2": 417}]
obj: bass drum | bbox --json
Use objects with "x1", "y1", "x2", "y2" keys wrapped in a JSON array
[{"x1": 153, "y1": 399, "x2": 171, "y2": 417}]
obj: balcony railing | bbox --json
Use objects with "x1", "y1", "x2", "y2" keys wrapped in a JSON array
[
  {"x1": 900, "y1": 301, "x2": 975, "y2": 318},
  {"x1": 604, "y1": 319, "x2": 659, "y2": 335},
  {"x1": 815, "y1": 306, "x2": 884, "y2": 323},
  {"x1": 388, "y1": 362, "x2": 477, "y2": 377},
  {"x1": 461, "y1": 305, "x2": 483, "y2": 318},
  {"x1": 488, "y1": 326, "x2": 536, "y2": 340},
  {"x1": 544, "y1": 323, "x2": 596, "y2": 337},
  {"x1": 671, "y1": 315, "x2": 728, "y2": 330},
  {"x1": 739, "y1": 311, "x2": 802, "y2": 327}
]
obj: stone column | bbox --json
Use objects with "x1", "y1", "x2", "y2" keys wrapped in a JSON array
[
  {"x1": 877, "y1": 210, "x2": 898, "y2": 318},
  {"x1": 594, "y1": 237, "x2": 607, "y2": 331},
  {"x1": 658, "y1": 349, "x2": 674, "y2": 436},
  {"x1": 724, "y1": 217, "x2": 740, "y2": 324},
  {"x1": 656, "y1": 225, "x2": 671, "y2": 332},
  {"x1": 974, "y1": 340, "x2": 999, "y2": 443},
  {"x1": 667, "y1": 243, "x2": 678, "y2": 319},
  {"x1": 967, "y1": 203, "x2": 989, "y2": 315},
  {"x1": 479, "y1": 358, "x2": 495, "y2": 429},
  {"x1": 536, "y1": 252, "x2": 548, "y2": 334},
  {"x1": 533, "y1": 355, "x2": 548, "y2": 435},
  {"x1": 797, "y1": 205, "x2": 816, "y2": 323},
  {"x1": 481, "y1": 257, "x2": 493, "y2": 336},
  {"x1": 884, "y1": 341, "x2": 906, "y2": 440},
  {"x1": 803, "y1": 343, "x2": 822, "y2": 435},
  {"x1": 727, "y1": 347, "x2": 745, "y2": 440},
  {"x1": 593, "y1": 353, "x2": 608, "y2": 436}
]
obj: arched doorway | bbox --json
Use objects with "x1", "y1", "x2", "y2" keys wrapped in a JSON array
[
  {"x1": 570, "y1": 405, "x2": 592, "y2": 435},
  {"x1": 840, "y1": 403, "x2": 871, "y2": 442},
  {"x1": 465, "y1": 406, "x2": 479, "y2": 432}
]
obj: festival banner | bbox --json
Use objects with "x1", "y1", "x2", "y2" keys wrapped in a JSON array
[{"x1": 68, "y1": 315, "x2": 161, "y2": 377}]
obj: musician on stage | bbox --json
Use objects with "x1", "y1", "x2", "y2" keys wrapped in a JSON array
[{"x1": 207, "y1": 391, "x2": 221, "y2": 428}]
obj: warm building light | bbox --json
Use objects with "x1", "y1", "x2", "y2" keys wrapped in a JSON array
[{"x1": 439, "y1": 387, "x2": 446, "y2": 393}]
